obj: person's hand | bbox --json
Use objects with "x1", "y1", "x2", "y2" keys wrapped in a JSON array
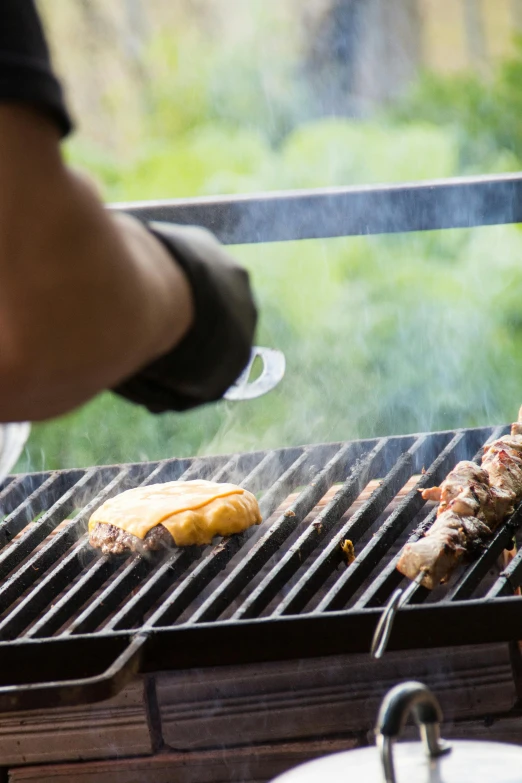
[{"x1": 114, "y1": 222, "x2": 257, "y2": 412}]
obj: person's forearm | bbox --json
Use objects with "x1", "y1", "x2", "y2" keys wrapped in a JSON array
[{"x1": 0, "y1": 106, "x2": 194, "y2": 420}]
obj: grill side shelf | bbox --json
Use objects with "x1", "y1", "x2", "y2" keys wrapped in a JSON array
[
  {"x1": 2, "y1": 595, "x2": 522, "y2": 713},
  {"x1": 0, "y1": 631, "x2": 143, "y2": 712}
]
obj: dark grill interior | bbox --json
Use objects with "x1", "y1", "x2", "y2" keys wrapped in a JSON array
[{"x1": 0, "y1": 423, "x2": 520, "y2": 651}]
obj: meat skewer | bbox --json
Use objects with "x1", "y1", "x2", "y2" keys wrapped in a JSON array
[
  {"x1": 420, "y1": 460, "x2": 514, "y2": 522},
  {"x1": 397, "y1": 407, "x2": 522, "y2": 589},
  {"x1": 372, "y1": 407, "x2": 522, "y2": 658}
]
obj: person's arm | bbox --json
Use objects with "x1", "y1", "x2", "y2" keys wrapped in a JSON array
[
  {"x1": 0, "y1": 104, "x2": 194, "y2": 421},
  {"x1": 0, "y1": 1, "x2": 257, "y2": 421}
]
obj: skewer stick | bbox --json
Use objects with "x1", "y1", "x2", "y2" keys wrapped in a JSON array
[{"x1": 371, "y1": 571, "x2": 425, "y2": 659}]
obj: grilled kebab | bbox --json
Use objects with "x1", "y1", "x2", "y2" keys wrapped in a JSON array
[{"x1": 397, "y1": 408, "x2": 522, "y2": 589}]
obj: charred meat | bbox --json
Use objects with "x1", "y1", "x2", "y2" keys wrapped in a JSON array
[
  {"x1": 89, "y1": 522, "x2": 173, "y2": 556},
  {"x1": 398, "y1": 408, "x2": 522, "y2": 589}
]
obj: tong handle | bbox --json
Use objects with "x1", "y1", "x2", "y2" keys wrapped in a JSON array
[
  {"x1": 223, "y1": 346, "x2": 285, "y2": 401},
  {"x1": 375, "y1": 681, "x2": 450, "y2": 783}
]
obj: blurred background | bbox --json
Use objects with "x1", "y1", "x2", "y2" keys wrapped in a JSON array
[{"x1": 21, "y1": 0, "x2": 522, "y2": 470}]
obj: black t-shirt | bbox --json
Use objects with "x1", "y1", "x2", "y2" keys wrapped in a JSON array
[{"x1": 0, "y1": 0, "x2": 72, "y2": 136}]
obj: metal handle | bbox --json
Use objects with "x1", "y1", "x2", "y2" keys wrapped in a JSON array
[
  {"x1": 371, "y1": 571, "x2": 425, "y2": 659},
  {"x1": 375, "y1": 682, "x2": 451, "y2": 783},
  {"x1": 223, "y1": 346, "x2": 285, "y2": 401},
  {"x1": 0, "y1": 633, "x2": 146, "y2": 713}
]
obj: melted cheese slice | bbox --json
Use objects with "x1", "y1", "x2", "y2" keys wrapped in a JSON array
[{"x1": 88, "y1": 480, "x2": 262, "y2": 546}]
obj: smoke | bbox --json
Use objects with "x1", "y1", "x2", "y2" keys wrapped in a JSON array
[{"x1": 21, "y1": 0, "x2": 522, "y2": 475}]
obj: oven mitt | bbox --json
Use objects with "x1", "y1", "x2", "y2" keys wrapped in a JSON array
[{"x1": 113, "y1": 223, "x2": 257, "y2": 413}]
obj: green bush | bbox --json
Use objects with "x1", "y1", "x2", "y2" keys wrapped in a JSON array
[
  {"x1": 394, "y1": 37, "x2": 522, "y2": 170},
  {"x1": 17, "y1": 30, "x2": 522, "y2": 472}
]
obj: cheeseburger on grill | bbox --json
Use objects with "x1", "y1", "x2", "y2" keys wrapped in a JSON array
[{"x1": 89, "y1": 480, "x2": 262, "y2": 555}]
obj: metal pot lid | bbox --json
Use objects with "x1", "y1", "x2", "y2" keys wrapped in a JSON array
[
  {"x1": 271, "y1": 682, "x2": 522, "y2": 783},
  {"x1": 273, "y1": 740, "x2": 522, "y2": 783}
]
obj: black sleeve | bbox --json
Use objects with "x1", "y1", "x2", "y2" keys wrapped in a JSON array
[
  {"x1": 112, "y1": 223, "x2": 258, "y2": 413},
  {"x1": 0, "y1": 0, "x2": 72, "y2": 136}
]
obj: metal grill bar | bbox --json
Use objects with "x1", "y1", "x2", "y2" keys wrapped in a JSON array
[
  {"x1": 28, "y1": 461, "x2": 199, "y2": 638},
  {"x1": 0, "y1": 465, "x2": 153, "y2": 637},
  {"x1": 114, "y1": 173, "x2": 522, "y2": 244},
  {"x1": 0, "y1": 471, "x2": 81, "y2": 555},
  {"x1": 234, "y1": 437, "x2": 411, "y2": 620},
  {"x1": 0, "y1": 540, "x2": 97, "y2": 640},
  {"x1": 64, "y1": 459, "x2": 239, "y2": 635},
  {"x1": 317, "y1": 427, "x2": 493, "y2": 612},
  {"x1": 353, "y1": 506, "x2": 437, "y2": 611},
  {"x1": 354, "y1": 425, "x2": 508, "y2": 609},
  {"x1": 273, "y1": 439, "x2": 424, "y2": 617},
  {"x1": 488, "y1": 548, "x2": 522, "y2": 598},
  {"x1": 26, "y1": 553, "x2": 119, "y2": 638},
  {"x1": 0, "y1": 423, "x2": 519, "y2": 710},
  {"x1": 101, "y1": 449, "x2": 300, "y2": 631},
  {"x1": 312, "y1": 435, "x2": 460, "y2": 611},
  {"x1": 148, "y1": 445, "x2": 330, "y2": 626},
  {"x1": 273, "y1": 431, "x2": 460, "y2": 615},
  {"x1": 0, "y1": 473, "x2": 48, "y2": 520}
]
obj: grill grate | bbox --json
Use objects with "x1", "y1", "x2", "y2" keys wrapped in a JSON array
[{"x1": 3, "y1": 425, "x2": 522, "y2": 711}]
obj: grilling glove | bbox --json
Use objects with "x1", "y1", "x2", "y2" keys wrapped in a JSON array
[{"x1": 113, "y1": 222, "x2": 257, "y2": 413}]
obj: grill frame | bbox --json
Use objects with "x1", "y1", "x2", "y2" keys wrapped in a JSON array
[
  {"x1": 1, "y1": 425, "x2": 522, "y2": 711},
  {"x1": 2, "y1": 173, "x2": 522, "y2": 711}
]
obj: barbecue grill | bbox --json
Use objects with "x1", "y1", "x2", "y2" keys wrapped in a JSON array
[{"x1": 3, "y1": 174, "x2": 522, "y2": 718}]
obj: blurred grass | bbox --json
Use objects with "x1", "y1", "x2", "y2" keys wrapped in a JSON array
[{"x1": 16, "y1": 19, "x2": 522, "y2": 472}]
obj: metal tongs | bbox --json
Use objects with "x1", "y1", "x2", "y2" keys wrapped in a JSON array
[
  {"x1": 224, "y1": 346, "x2": 285, "y2": 401},
  {"x1": 371, "y1": 570, "x2": 425, "y2": 659}
]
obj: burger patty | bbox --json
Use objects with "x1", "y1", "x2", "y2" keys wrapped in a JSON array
[{"x1": 89, "y1": 521, "x2": 174, "y2": 555}]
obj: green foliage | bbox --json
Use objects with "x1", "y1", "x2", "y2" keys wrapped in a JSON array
[
  {"x1": 394, "y1": 37, "x2": 522, "y2": 170},
  {"x1": 16, "y1": 26, "x2": 522, "y2": 472},
  {"x1": 281, "y1": 120, "x2": 459, "y2": 186}
]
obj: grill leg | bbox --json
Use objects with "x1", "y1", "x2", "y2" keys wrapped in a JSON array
[{"x1": 144, "y1": 675, "x2": 165, "y2": 754}]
